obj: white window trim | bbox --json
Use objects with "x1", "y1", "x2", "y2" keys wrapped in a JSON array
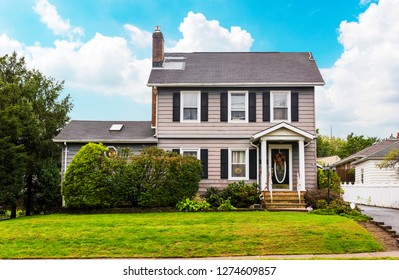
[
  {"x1": 180, "y1": 148, "x2": 201, "y2": 160},
  {"x1": 228, "y1": 148, "x2": 249, "y2": 180},
  {"x1": 271, "y1": 91, "x2": 291, "y2": 123},
  {"x1": 228, "y1": 91, "x2": 248, "y2": 123},
  {"x1": 180, "y1": 91, "x2": 201, "y2": 123}
]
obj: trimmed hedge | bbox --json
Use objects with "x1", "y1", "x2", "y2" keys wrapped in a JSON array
[{"x1": 62, "y1": 145, "x2": 202, "y2": 209}]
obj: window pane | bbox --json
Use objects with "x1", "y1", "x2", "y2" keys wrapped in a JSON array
[
  {"x1": 232, "y1": 151, "x2": 245, "y2": 163},
  {"x1": 232, "y1": 164, "x2": 246, "y2": 177},
  {"x1": 274, "y1": 108, "x2": 288, "y2": 120},
  {"x1": 183, "y1": 93, "x2": 198, "y2": 107},
  {"x1": 231, "y1": 93, "x2": 245, "y2": 109},
  {"x1": 274, "y1": 94, "x2": 287, "y2": 107},
  {"x1": 183, "y1": 151, "x2": 198, "y2": 158},
  {"x1": 231, "y1": 111, "x2": 245, "y2": 120},
  {"x1": 183, "y1": 108, "x2": 197, "y2": 120}
]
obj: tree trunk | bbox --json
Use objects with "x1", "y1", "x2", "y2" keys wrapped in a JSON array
[
  {"x1": 10, "y1": 205, "x2": 17, "y2": 219},
  {"x1": 26, "y1": 174, "x2": 33, "y2": 216}
]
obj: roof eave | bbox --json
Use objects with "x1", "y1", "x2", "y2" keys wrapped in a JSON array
[
  {"x1": 147, "y1": 82, "x2": 325, "y2": 88},
  {"x1": 53, "y1": 138, "x2": 158, "y2": 144}
]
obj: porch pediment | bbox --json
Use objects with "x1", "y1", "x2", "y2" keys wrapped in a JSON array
[{"x1": 251, "y1": 122, "x2": 315, "y2": 143}]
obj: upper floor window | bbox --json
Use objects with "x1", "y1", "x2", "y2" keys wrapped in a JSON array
[
  {"x1": 228, "y1": 91, "x2": 248, "y2": 122},
  {"x1": 181, "y1": 91, "x2": 200, "y2": 122},
  {"x1": 271, "y1": 91, "x2": 291, "y2": 122}
]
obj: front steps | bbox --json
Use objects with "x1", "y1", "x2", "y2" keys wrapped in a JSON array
[{"x1": 261, "y1": 191, "x2": 307, "y2": 212}]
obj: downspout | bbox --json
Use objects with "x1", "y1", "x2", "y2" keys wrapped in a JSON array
[
  {"x1": 250, "y1": 140, "x2": 260, "y2": 186},
  {"x1": 62, "y1": 142, "x2": 68, "y2": 207}
]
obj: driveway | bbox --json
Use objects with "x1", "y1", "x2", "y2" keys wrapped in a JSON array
[{"x1": 358, "y1": 205, "x2": 399, "y2": 234}]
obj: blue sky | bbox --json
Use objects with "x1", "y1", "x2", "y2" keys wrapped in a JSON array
[{"x1": 1, "y1": 0, "x2": 398, "y2": 138}]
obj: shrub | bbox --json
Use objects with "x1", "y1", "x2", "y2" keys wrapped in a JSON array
[
  {"x1": 220, "y1": 181, "x2": 260, "y2": 208},
  {"x1": 63, "y1": 145, "x2": 202, "y2": 209},
  {"x1": 63, "y1": 143, "x2": 122, "y2": 208},
  {"x1": 176, "y1": 195, "x2": 210, "y2": 212},
  {"x1": 202, "y1": 187, "x2": 222, "y2": 208},
  {"x1": 317, "y1": 168, "x2": 342, "y2": 192},
  {"x1": 129, "y1": 147, "x2": 202, "y2": 207},
  {"x1": 304, "y1": 189, "x2": 341, "y2": 209},
  {"x1": 217, "y1": 198, "x2": 236, "y2": 211},
  {"x1": 203, "y1": 181, "x2": 260, "y2": 208}
]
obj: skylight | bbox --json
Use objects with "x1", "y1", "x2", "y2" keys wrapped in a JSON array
[{"x1": 109, "y1": 124, "x2": 124, "y2": 131}]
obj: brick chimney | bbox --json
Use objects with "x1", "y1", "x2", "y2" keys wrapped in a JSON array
[{"x1": 152, "y1": 26, "x2": 164, "y2": 67}]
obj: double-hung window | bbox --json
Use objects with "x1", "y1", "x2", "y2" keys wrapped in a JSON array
[
  {"x1": 271, "y1": 91, "x2": 290, "y2": 122},
  {"x1": 181, "y1": 149, "x2": 200, "y2": 160},
  {"x1": 228, "y1": 91, "x2": 248, "y2": 122},
  {"x1": 229, "y1": 149, "x2": 248, "y2": 180},
  {"x1": 181, "y1": 91, "x2": 200, "y2": 122}
]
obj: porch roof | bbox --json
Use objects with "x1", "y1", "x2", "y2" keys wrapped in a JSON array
[{"x1": 250, "y1": 122, "x2": 315, "y2": 143}]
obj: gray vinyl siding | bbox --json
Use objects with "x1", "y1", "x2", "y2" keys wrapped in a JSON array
[
  {"x1": 157, "y1": 138, "x2": 257, "y2": 192},
  {"x1": 156, "y1": 87, "x2": 317, "y2": 191},
  {"x1": 157, "y1": 87, "x2": 315, "y2": 137}
]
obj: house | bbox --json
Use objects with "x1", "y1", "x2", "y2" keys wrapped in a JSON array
[
  {"x1": 147, "y1": 27, "x2": 324, "y2": 193},
  {"x1": 339, "y1": 135, "x2": 399, "y2": 208},
  {"x1": 335, "y1": 135, "x2": 399, "y2": 184},
  {"x1": 53, "y1": 120, "x2": 157, "y2": 181},
  {"x1": 54, "y1": 27, "x2": 325, "y2": 198}
]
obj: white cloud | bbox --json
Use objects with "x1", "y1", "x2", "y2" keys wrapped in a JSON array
[
  {"x1": 316, "y1": 0, "x2": 399, "y2": 138},
  {"x1": 33, "y1": 0, "x2": 84, "y2": 39},
  {"x1": 1, "y1": 8, "x2": 254, "y2": 110},
  {"x1": 168, "y1": 11, "x2": 254, "y2": 52},
  {"x1": 124, "y1": 24, "x2": 152, "y2": 48}
]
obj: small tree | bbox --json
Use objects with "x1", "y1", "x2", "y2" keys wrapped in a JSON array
[{"x1": 377, "y1": 148, "x2": 399, "y2": 177}]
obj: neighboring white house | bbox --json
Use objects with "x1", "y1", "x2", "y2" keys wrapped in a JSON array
[{"x1": 338, "y1": 135, "x2": 399, "y2": 209}]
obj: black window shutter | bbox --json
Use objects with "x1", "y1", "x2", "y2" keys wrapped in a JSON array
[
  {"x1": 220, "y1": 149, "x2": 228, "y2": 179},
  {"x1": 172, "y1": 92, "x2": 180, "y2": 122},
  {"x1": 249, "y1": 92, "x2": 256, "y2": 122},
  {"x1": 263, "y1": 91, "x2": 270, "y2": 122},
  {"x1": 291, "y1": 92, "x2": 299, "y2": 122},
  {"x1": 201, "y1": 92, "x2": 208, "y2": 122},
  {"x1": 249, "y1": 149, "x2": 257, "y2": 179},
  {"x1": 200, "y1": 149, "x2": 208, "y2": 179},
  {"x1": 220, "y1": 92, "x2": 228, "y2": 122},
  {"x1": 172, "y1": 148, "x2": 180, "y2": 154}
]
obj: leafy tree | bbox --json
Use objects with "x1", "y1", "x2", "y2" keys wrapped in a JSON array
[
  {"x1": 376, "y1": 148, "x2": 399, "y2": 177},
  {"x1": 0, "y1": 52, "x2": 72, "y2": 217},
  {"x1": 339, "y1": 133, "x2": 378, "y2": 158},
  {"x1": 316, "y1": 130, "x2": 378, "y2": 158}
]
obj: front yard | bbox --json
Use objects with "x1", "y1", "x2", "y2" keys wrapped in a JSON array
[{"x1": 0, "y1": 211, "x2": 384, "y2": 259}]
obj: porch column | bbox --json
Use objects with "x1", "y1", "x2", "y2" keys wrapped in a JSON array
[
  {"x1": 298, "y1": 139, "x2": 306, "y2": 191},
  {"x1": 261, "y1": 139, "x2": 267, "y2": 190}
]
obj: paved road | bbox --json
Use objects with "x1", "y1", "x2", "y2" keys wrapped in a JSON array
[{"x1": 358, "y1": 205, "x2": 399, "y2": 234}]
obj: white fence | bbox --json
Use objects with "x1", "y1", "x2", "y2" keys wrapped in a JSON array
[{"x1": 341, "y1": 183, "x2": 399, "y2": 209}]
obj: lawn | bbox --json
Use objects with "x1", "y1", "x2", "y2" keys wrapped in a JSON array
[{"x1": 0, "y1": 211, "x2": 383, "y2": 259}]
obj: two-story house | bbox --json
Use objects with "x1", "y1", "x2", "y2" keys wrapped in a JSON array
[{"x1": 148, "y1": 27, "x2": 324, "y2": 193}]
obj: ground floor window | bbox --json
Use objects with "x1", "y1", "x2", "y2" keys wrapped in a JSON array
[
  {"x1": 181, "y1": 148, "x2": 200, "y2": 160},
  {"x1": 229, "y1": 149, "x2": 248, "y2": 180}
]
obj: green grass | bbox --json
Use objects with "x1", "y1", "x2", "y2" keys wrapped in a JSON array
[{"x1": 0, "y1": 211, "x2": 383, "y2": 259}]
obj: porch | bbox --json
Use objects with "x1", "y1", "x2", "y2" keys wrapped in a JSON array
[{"x1": 250, "y1": 122, "x2": 316, "y2": 193}]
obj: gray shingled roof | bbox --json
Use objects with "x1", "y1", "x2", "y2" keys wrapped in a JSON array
[
  {"x1": 53, "y1": 120, "x2": 157, "y2": 143},
  {"x1": 335, "y1": 138, "x2": 399, "y2": 166},
  {"x1": 148, "y1": 52, "x2": 325, "y2": 86}
]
